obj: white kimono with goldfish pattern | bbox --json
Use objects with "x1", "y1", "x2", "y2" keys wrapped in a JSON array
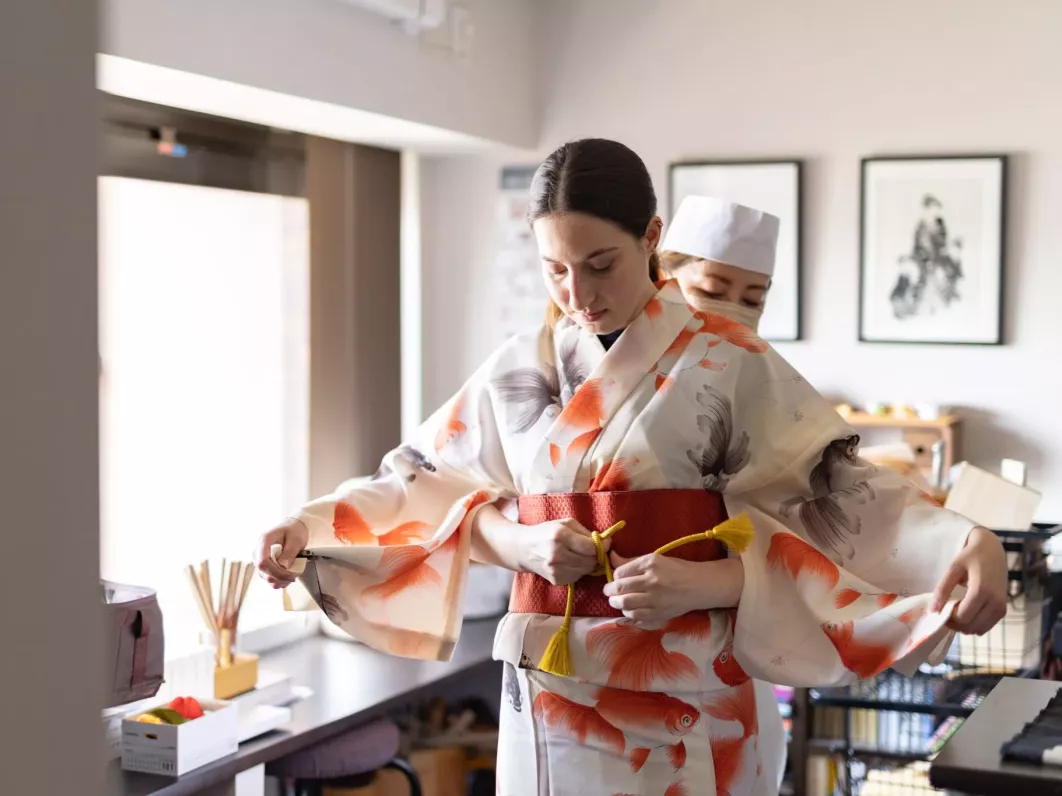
[{"x1": 291, "y1": 280, "x2": 975, "y2": 796}]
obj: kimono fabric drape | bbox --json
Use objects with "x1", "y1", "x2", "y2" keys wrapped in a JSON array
[{"x1": 287, "y1": 280, "x2": 974, "y2": 796}]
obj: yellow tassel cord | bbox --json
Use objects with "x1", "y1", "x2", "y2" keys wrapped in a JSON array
[
  {"x1": 537, "y1": 520, "x2": 625, "y2": 677},
  {"x1": 537, "y1": 512, "x2": 756, "y2": 676}
]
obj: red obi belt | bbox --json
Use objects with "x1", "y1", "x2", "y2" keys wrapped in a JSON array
[{"x1": 509, "y1": 489, "x2": 728, "y2": 619}]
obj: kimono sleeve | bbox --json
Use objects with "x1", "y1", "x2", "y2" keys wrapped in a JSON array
[
  {"x1": 288, "y1": 352, "x2": 517, "y2": 662},
  {"x1": 721, "y1": 351, "x2": 976, "y2": 686}
]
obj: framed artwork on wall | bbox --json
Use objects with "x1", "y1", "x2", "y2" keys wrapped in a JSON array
[
  {"x1": 669, "y1": 159, "x2": 803, "y2": 341},
  {"x1": 859, "y1": 155, "x2": 1007, "y2": 345}
]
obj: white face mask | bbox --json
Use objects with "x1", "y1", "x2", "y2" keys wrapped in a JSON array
[{"x1": 692, "y1": 297, "x2": 764, "y2": 333}]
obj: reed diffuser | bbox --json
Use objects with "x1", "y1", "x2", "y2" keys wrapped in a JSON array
[{"x1": 185, "y1": 559, "x2": 258, "y2": 699}]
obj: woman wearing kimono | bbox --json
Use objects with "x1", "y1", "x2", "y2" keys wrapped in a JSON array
[{"x1": 256, "y1": 139, "x2": 1006, "y2": 796}]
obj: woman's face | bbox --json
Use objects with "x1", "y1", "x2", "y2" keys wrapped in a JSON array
[
  {"x1": 533, "y1": 212, "x2": 661, "y2": 335},
  {"x1": 669, "y1": 257, "x2": 771, "y2": 312}
]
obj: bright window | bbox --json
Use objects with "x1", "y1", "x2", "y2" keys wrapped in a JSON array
[{"x1": 98, "y1": 177, "x2": 309, "y2": 656}]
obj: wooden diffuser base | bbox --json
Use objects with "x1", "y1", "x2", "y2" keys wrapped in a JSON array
[{"x1": 214, "y1": 653, "x2": 259, "y2": 700}]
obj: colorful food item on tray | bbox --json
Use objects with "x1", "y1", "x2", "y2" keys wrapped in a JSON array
[
  {"x1": 132, "y1": 697, "x2": 206, "y2": 725},
  {"x1": 169, "y1": 696, "x2": 205, "y2": 721}
]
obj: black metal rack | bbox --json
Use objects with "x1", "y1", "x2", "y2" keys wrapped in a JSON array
[{"x1": 787, "y1": 524, "x2": 1060, "y2": 796}]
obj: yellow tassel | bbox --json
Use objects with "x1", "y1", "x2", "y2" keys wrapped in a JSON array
[
  {"x1": 538, "y1": 584, "x2": 575, "y2": 676},
  {"x1": 652, "y1": 513, "x2": 756, "y2": 556},
  {"x1": 538, "y1": 521, "x2": 624, "y2": 676},
  {"x1": 706, "y1": 512, "x2": 755, "y2": 554}
]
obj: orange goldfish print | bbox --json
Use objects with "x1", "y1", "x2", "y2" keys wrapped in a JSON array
[
  {"x1": 702, "y1": 680, "x2": 758, "y2": 739},
  {"x1": 585, "y1": 614, "x2": 709, "y2": 690},
  {"x1": 822, "y1": 618, "x2": 904, "y2": 679},
  {"x1": 693, "y1": 312, "x2": 769, "y2": 353},
  {"x1": 333, "y1": 501, "x2": 377, "y2": 546},
  {"x1": 588, "y1": 457, "x2": 638, "y2": 493},
  {"x1": 463, "y1": 490, "x2": 491, "y2": 511},
  {"x1": 596, "y1": 688, "x2": 700, "y2": 772},
  {"x1": 834, "y1": 588, "x2": 861, "y2": 609},
  {"x1": 532, "y1": 692, "x2": 625, "y2": 755},
  {"x1": 567, "y1": 427, "x2": 602, "y2": 459},
  {"x1": 546, "y1": 379, "x2": 606, "y2": 467},
  {"x1": 434, "y1": 393, "x2": 467, "y2": 453},
  {"x1": 654, "y1": 373, "x2": 676, "y2": 393},
  {"x1": 594, "y1": 687, "x2": 700, "y2": 738},
  {"x1": 913, "y1": 489, "x2": 944, "y2": 507},
  {"x1": 335, "y1": 504, "x2": 437, "y2": 547},
  {"x1": 710, "y1": 733, "x2": 751, "y2": 796},
  {"x1": 361, "y1": 546, "x2": 440, "y2": 603},
  {"x1": 698, "y1": 357, "x2": 726, "y2": 371},
  {"x1": 897, "y1": 605, "x2": 927, "y2": 629},
  {"x1": 557, "y1": 378, "x2": 605, "y2": 431},
  {"x1": 660, "y1": 612, "x2": 713, "y2": 641},
  {"x1": 834, "y1": 588, "x2": 899, "y2": 610},
  {"x1": 377, "y1": 521, "x2": 433, "y2": 546},
  {"x1": 533, "y1": 687, "x2": 700, "y2": 773},
  {"x1": 711, "y1": 612, "x2": 750, "y2": 687},
  {"x1": 766, "y1": 532, "x2": 841, "y2": 589},
  {"x1": 713, "y1": 645, "x2": 750, "y2": 688},
  {"x1": 704, "y1": 682, "x2": 760, "y2": 796}
]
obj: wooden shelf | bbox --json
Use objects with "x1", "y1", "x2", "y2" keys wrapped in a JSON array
[
  {"x1": 838, "y1": 411, "x2": 962, "y2": 476},
  {"x1": 841, "y1": 412, "x2": 960, "y2": 430}
]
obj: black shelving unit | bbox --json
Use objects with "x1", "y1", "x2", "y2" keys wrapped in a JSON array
[{"x1": 789, "y1": 525, "x2": 1060, "y2": 796}]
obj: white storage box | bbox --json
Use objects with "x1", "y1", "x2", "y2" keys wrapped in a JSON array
[{"x1": 121, "y1": 699, "x2": 238, "y2": 776}]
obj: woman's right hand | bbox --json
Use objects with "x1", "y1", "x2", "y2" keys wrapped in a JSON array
[
  {"x1": 518, "y1": 518, "x2": 605, "y2": 586},
  {"x1": 254, "y1": 517, "x2": 309, "y2": 589}
]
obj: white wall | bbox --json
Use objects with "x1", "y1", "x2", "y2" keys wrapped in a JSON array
[
  {"x1": 102, "y1": 0, "x2": 540, "y2": 149},
  {"x1": 421, "y1": 153, "x2": 518, "y2": 408},
  {"x1": 0, "y1": 0, "x2": 104, "y2": 793},
  {"x1": 423, "y1": 0, "x2": 1062, "y2": 521}
]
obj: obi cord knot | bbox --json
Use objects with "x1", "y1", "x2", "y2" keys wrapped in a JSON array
[{"x1": 537, "y1": 512, "x2": 755, "y2": 676}]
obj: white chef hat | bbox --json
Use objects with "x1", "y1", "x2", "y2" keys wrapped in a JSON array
[{"x1": 662, "y1": 195, "x2": 780, "y2": 277}]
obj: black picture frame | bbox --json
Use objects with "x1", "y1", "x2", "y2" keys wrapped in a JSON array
[
  {"x1": 858, "y1": 154, "x2": 1007, "y2": 345},
  {"x1": 667, "y1": 159, "x2": 804, "y2": 342}
]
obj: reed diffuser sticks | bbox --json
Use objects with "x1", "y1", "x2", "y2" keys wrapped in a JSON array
[{"x1": 185, "y1": 559, "x2": 254, "y2": 666}]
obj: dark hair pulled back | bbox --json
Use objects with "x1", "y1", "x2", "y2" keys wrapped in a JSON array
[{"x1": 528, "y1": 139, "x2": 660, "y2": 324}]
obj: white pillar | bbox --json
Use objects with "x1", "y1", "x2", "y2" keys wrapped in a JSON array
[
  {"x1": 0, "y1": 1, "x2": 103, "y2": 794},
  {"x1": 400, "y1": 150, "x2": 424, "y2": 437}
]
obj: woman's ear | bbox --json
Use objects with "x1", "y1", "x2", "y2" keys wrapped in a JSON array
[{"x1": 644, "y1": 216, "x2": 663, "y2": 254}]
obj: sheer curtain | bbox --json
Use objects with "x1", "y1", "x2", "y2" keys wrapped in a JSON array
[{"x1": 98, "y1": 177, "x2": 309, "y2": 655}]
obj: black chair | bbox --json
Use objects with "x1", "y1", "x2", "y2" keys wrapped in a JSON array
[{"x1": 265, "y1": 719, "x2": 422, "y2": 796}]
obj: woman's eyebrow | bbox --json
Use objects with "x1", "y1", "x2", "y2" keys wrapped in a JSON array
[{"x1": 542, "y1": 247, "x2": 619, "y2": 266}]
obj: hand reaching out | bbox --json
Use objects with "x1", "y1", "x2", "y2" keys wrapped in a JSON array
[{"x1": 932, "y1": 526, "x2": 1008, "y2": 636}]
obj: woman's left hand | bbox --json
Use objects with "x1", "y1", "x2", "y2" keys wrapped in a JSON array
[
  {"x1": 602, "y1": 553, "x2": 744, "y2": 625},
  {"x1": 931, "y1": 526, "x2": 1008, "y2": 636}
]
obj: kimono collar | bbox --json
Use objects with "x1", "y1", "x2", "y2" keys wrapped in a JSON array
[{"x1": 536, "y1": 281, "x2": 693, "y2": 489}]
